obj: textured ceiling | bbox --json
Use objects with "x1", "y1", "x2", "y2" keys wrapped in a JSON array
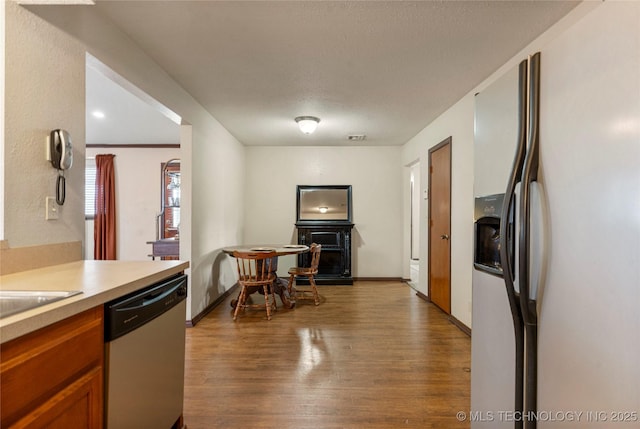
[{"x1": 68, "y1": 1, "x2": 578, "y2": 146}]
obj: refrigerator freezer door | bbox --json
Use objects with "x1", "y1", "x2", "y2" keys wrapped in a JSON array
[
  {"x1": 472, "y1": 62, "x2": 523, "y2": 428},
  {"x1": 471, "y1": 270, "x2": 518, "y2": 428},
  {"x1": 473, "y1": 64, "x2": 520, "y2": 198}
]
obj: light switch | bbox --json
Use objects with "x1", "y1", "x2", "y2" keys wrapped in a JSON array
[{"x1": 46, "y1": 197, "x2": 59, "y2": 220}]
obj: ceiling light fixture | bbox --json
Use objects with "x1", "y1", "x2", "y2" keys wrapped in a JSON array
[
  {"x1": 319, "y1": 206, "x2": 328, "y2": 214},
  {"x1": 92, "y1": 110, "x2": 105, "y2": 119},
  {"x1": 295, "y1": 116, "x2": 320, "y2": 135}
]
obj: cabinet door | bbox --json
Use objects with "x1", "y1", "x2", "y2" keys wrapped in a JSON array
[
  {"x1": 11, "y1": 367, "x2": 103, "y2": 429},
  {"x1": 0, "y1": 308, "x2": 104, "y2": 429}
]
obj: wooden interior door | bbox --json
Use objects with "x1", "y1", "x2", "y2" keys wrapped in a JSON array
[{"x1": 428, "y1": 137, "x2": 452, "y2": 314}]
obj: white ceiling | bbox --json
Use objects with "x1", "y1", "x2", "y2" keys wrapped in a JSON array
[
  {"x1": 86, "y1": 62, "x2": 181, "y2": 145},
  {"x1": 81, "y1": 0, "x2": 579, "y2": 147}
]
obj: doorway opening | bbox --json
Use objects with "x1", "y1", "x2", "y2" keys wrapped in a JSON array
[
  {"x1": 408, "y1": 162, "x2": 420, "y2": 288},
  {"x1": 84, "y1": 54, "x2": 183, "y2": 261}
]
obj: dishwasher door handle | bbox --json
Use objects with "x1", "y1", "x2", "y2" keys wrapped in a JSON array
[
  {"x1": 141, "y1": 286, "x2": 176, "y2": 307},
  {"x1": 105, "y1": 274, "x2": 187, "y2": 341},
  {"x1": 115, "y1": 281, "x2": 184, "y2": 311}
]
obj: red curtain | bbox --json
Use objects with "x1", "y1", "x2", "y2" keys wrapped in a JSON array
[{"x1": 94, "y1": 154, "x2": 116, "y2": 260}]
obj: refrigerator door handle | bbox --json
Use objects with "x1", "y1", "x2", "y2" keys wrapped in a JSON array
[
  {"x1": 519, "y1": 51, "x2": 541, "y2": 429},
  {"x1": 519, "y1": 51, "x2": 541, "y2": 325},
  {"x1": 502, "y1": 59, "x2": 529, "y2": 291},
  {"x1": 499, "y1": 58, "x2": 529, "y2": 429}
]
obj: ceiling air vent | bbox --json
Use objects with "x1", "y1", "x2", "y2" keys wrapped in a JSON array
[{"x1": 347, "y1": 134, "x2": 366, "y2": 142}]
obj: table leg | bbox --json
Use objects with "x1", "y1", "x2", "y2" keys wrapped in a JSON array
[
  {"x1": 230, "y1": 257, "x2": 295, "y2": 309},
  {"x1": 273, "y1": 277, "x2": 295, "y2": 309}
]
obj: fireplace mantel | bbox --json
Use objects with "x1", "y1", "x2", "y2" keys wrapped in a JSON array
[{"x1": 295, "y1": 222, "x2": 353, "y2": 285}]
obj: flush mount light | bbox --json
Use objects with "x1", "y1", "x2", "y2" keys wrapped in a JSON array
[
  {"x1": 319, "y1": 206, "x2": 328, "y2": 214},
  {"x1": 92, "y1": 110, "x2": 105, "y2": 119},
  {"x1": 295, "y1": 116, "x2": 320, "y2": 135}
]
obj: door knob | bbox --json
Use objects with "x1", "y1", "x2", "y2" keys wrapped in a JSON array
[{"x1": 440, "y1": 234, "x2": 449, "y2": 240}]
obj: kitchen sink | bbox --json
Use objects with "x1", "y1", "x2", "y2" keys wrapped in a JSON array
[{"x1": 0, "y1": 290, "x2": 83, "y2": 319}]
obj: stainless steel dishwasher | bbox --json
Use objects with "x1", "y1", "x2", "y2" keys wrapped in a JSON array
[{"x1": 104, "y1": 274, "x2": 187, "y2": 429}]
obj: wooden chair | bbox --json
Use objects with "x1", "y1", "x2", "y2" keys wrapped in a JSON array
[
  {"x1": 232, "y1": 250, "x2": 278, "y2": 320},
  {"x1": 287, "y1": 243, "x2": 322, "y2": 306}
]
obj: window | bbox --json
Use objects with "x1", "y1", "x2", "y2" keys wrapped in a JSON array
[{"x1": 85, "y1": 157, "x2": 96, "y2": 219}]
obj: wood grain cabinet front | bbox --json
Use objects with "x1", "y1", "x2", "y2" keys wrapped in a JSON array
[{"x1": 0, "y1": 307, "x2": 104, "y2": 429}]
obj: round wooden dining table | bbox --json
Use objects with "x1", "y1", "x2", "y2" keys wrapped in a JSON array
[
  {"x1": 222, "y1": 244, "x2": 310, "y2": 309},
  {"x1": 221, "y1": 244, "x2": 309, "y2": 257}
]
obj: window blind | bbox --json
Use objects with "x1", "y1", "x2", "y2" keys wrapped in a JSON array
[{"x1": 85, "y1": 158, "x2": 96, "y2": 218}]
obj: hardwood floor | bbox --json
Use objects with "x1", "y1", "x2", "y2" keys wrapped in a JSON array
[{"x1": 183, "y1": 280, "x2": 471, "y2": 429}]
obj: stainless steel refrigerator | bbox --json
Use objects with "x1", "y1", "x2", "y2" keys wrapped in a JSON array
[{"x1": 471, "y1": 3, "x2": 639, "y2": 428}]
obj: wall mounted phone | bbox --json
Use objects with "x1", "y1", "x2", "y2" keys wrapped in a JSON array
[
  {"x1": 47, "y1": 129, "x2": 73, "y2": 205},
  {"x1": 49, "y1": 129, "x2": 73, "y2": 170}
]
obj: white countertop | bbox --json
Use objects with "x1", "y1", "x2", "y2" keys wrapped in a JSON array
[{"x1": 0, "y1": 260, "x2": 190, "y2": 343}]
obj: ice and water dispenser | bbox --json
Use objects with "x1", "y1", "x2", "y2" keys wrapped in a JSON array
[{"x1": 474, "y1": 193, "x2": 513, "y2": 277}]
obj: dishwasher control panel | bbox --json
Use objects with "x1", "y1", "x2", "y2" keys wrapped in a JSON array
[{"x1": 104, "y1": 273, "x2": 187, "y2": 341}]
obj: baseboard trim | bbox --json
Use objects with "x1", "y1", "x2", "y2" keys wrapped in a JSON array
[
  {"x1": 413, "y1": 291, "x2": 471, "y2": 337},
  {"x1": 415, "y1": 290, "x2": 430, "y2": 302},
  {"x1": 354, "y1": 277, "x2": 403, "y2": 282},
  {"x1": 187, "y1": 284, "x2": 239, "y2": 328},
  {"x1": 448, "y1": 314, "x2": 471, "y2": 337}
]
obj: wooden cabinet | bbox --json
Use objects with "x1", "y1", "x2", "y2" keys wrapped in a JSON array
[
  {"x1": 0, "y1": 307, "x2": 104, "y2": 429},
  {"x1": 161, "y1": 161, "x2": 181, "y2": 241},
  {"x1": 149, "y1": 160, "x2": 181, "y2": 260},
  {"x1": 296, "y1": 223, "x2": 354, "y2": 285},
  {"x1": 149, "y1": 160, "x2": 180, "y2": 260}
]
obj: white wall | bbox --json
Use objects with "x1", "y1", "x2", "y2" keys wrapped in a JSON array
[
  {"x1": 189, "y1": 122, "x2": 246, "y2": 318},
  {"x1": 85, "y1": 147, "x2": 180, "y2": 260},
  {"x1": 401, "y1": 99, "x2": 476, "y2": 328},
  {"x1": 4, "y1": 1, "x2": 86, "y2": 249},
  {"x1": 244, "y1": 146, "x2": 403, "y2": 279},
  {"x1": 400, "y1": 2, "x2": 599, "y2": 330},
  {"x1": 15, "y1": 5, "x2": 246, "y2": 321},
  {"x1": 1, "y1": 0, "x2": 5, "y2": 240}
]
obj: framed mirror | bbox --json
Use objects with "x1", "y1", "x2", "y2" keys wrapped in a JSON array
[{"x1": 296, "y1": 185, "x2": 352, "y2": 224}]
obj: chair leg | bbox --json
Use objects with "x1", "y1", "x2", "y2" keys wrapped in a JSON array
[
  {"x1": 233, "y1": 286, "x2": 246, "y2": 320},
  {"x1": 263, "y1": 284, "x2": 272, "y2": 320},
  {"x1": 287, "y1": 274, "x2": 295, "y2": 299},
  {"x1": 309, "y1": 275, "x2": 320, "y2": 306}
]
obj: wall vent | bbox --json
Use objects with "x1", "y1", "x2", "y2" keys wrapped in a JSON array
[{"x1": 347, "y1": 134, "x2": 366, "y2": 141}]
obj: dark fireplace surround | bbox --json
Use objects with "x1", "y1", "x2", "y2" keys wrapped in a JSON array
[{"x1": 295, "y1": 185, "x2": 354, "y2": 285}]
